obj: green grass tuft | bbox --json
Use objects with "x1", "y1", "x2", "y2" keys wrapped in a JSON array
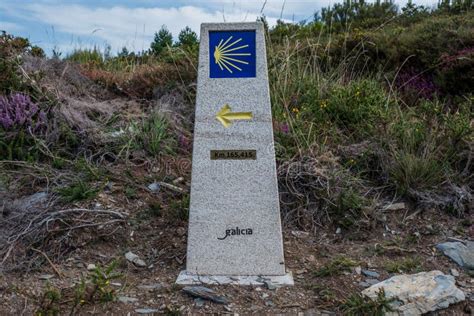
[
  {"x1": 314, "y1": 256, "x2": 359, "y2": 277},
  {"x1": 57, "y1": 180, "x2": 98, "y2": 203},
  {"x1": 341, "y1": 289, "x2": 394, "y2": 316},
  {"x1": 384, "y1": 257, "x2": 422, "y2": 273}
]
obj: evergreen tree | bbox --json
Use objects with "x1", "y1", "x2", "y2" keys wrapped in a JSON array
[
  {"x1": 177, "y1": 26, "x2": 198, "y2": 48},
  {"x1": 150, "y1": 25, "x2": 173, "y2": 56},
  {"x1": 118, "y1": 46, "x2": 129, "y2": 58}
]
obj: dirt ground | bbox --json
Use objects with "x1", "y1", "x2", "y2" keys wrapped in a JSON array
[{"x1": 0, "y1": 187, "x2": 472, "y2": 315}]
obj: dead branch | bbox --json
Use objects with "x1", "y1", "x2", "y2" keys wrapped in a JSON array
[
  {"x1": 1, "y1": 205, "x2": 128, "y2": 271},
  {"x1": 31, "y1": 248, "x2": 63, "y2": 278}
]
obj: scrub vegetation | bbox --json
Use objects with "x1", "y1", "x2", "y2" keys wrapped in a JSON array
[{"x1": 0, "y1": 0, "x2": 472, "y2": 314}]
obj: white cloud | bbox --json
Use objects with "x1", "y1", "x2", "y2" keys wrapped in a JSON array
[
  {"x1": 24, "y1": 4, "x2": 285, "y2": 52},
  {"x1": 5, "y1": 0, "x2": 441, "y2": 53},
  {"x1": 215, "y1": 0, "x2": 321, "y2": 20},
  {"x1": 202, "y1": 0, "x2": 438, "y2": 21}
]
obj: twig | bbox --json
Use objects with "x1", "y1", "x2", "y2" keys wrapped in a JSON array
[
  {"x1": 1, "y1": 207, "x2": 128, "y2": 268},
  {"x1": 158, "y1": 181, "x2": 186, "y2": 193},
  {"x1": 31, "y1": 248, "x2": 63, "y2": 278},
  {"x1": 48, "y1": 219, "x2": 124, "y2": 233},
  {"x1": 20, "y1": 297, "x2": 27, "y2": 316},
  {"x1": 46, "y1": 208, "x2": 127, "y2": 219}
]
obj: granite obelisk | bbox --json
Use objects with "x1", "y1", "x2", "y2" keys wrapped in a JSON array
[{"x1": 177, "y1": 22, "x2": 292, "y2": 285}]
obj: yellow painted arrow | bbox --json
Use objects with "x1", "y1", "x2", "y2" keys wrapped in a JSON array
[{"x1": 216, "y1": 104, "x2": 253, "y2": 128}]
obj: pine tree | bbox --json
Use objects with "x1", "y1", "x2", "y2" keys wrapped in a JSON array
[
  {"x1": 177, "y1": 26, "x2": 198, "y2": 48},
  {"x1": 150, "y1": 25, "x2": 173, "y2": 56}
]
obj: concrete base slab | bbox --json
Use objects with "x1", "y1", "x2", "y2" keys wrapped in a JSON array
[{"x1": 176, "y1": 270, "x2": 294, "y2": 286}]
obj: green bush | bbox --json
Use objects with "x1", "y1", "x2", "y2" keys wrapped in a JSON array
[
  {"x1": 437, "y1": 48, "x2": 474, "y2": 95},
  {"x1": 386, "y1": 117, "x2": 441, "y2": 194},
  {"x1": 278, "y1": 11, "x2": 474, "y2": 98},
  {"x1": 307, "y1": 79, "x2": 389, "y2": 138},
  {"x1": 321, "y1": 0, "x2": 398, "y2": 30},
  {"x1": 88, "y1": 261, "x2": 122, "y2": 303},
  {"x1": 0, "y1": 32, "x2": 29, "y2": 94},
  {"x1": 389, "y1": 150, "x2": 446, "y2": 194},
  {"x1": 385, "y1": 12, "x2": 474, "y2": 67},
  {"x1": 66, "y1": 47, "x2": 105, "y2": 65},
  {"x1": 0, "y1": 129, "x2": 40, "y2": 161},
  {"x1": 382, "y1": 98, "x2": 471, "y2": 196},
  {"x1": 331, "y1": 189, "x2": 368, "y2": 228}
]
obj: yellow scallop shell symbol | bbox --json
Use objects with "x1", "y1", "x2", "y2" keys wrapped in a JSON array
[{"x1": 213, "y1": 36, "x2": 251, "y2": 74}]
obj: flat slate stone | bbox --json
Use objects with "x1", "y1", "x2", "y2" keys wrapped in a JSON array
[
  {"x1": 361, "y1": 269, "x2": 380, "y2": 278},
  {"x1": 179, "y1": 22, "x2": 290, "y2": 280},
  {"x1": 182, "y1": 286, "x2": 229, "y2": 304},
  {"x1": 436, "y1": 241, "x2": 474, "y2": 271}
]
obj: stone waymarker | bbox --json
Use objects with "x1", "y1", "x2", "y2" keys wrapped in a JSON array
[{"x1": 177, "y1": 22, "x2": 293, "y2": 285}]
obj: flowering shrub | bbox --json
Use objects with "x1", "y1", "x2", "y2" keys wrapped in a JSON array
[
  {"x1": 395, "y1": 68, "x2": 439, "y2": 100},
  {"x1": 302, "y1": 79, "x2": 389, "y2": 139},
  {"x1": 0, "y1": 93, "x2": 47, "y2": 132},
  {"x1": 438, "y1": 47, "x2": 474, "y2": 95},
  {"x1": 274, "y1": 121, "x2": 290, "y2": 134}
]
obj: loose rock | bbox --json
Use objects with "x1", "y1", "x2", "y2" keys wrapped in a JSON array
[
  {"x1": 125, "y1": 251, "x2": 146, "y2": 267},
  {"x1": 4, "y1": 192, "x2": 49, "y2": 216},
  {"x1": 264, "y1": 280, "x2": 277, "y2": 290},
  {"x1": 138, "y1": 283, "x2": 163, "y2": 292},
  {"x1": 182, "y1": 286, "x2": 229, "y2": 304},
  {"x1": 265, "y1": 300, "x2": 275, "y2": 307},
  {"x1": 194, "y1": 298, "x2": 205, "y2": 307},
  {"x1": 362, "y1": 270, "x2": 465, "y2": 315},
  {"x1": 118, "y1": 296, "x2": 138, "y2": 303},
  {"x1": 291, "y1": 230, "x2": 309, "y2": 238},
  {"x1": 147, "y1": 182, "x2": 160, "y2": 193},
  {"x1": 38, "y1": 274, "x2": 55, "y2": 280},
  {"x1": 361, "y1": 269, "x2": 380, "y2": 278},
  {"x1": 383, "y1": 202, "x2": 406, "y2": 211},
  {"x1": 135, "y1": 308, "x2": 159, "y2": 314},
  {"x1": 436, "y1": 241, "x2": 474, "y2": 271},
  {"x1": 365, "y1": 278, "x2": 380, "y2": 285},
  {"x1": 87, "y1": 263, "x2": 96, "y2": 271}
]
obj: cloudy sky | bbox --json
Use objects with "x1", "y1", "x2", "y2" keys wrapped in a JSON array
[{"x1": 0, "y1": 0, "x2": 439, "y2": 55}]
